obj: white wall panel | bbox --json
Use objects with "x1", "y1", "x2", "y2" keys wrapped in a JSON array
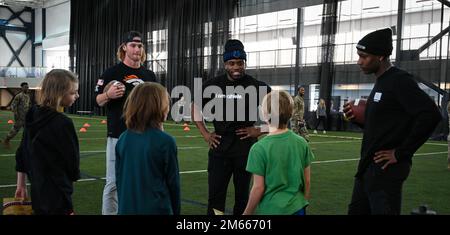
[
  {"x1": 45, "y1": 1, "x2": 70, "y2": 37},
  {"x1": 35, "y1": 8, "x2": 43, "y2": 42}
]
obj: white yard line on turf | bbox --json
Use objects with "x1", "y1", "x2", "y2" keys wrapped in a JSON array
[
  {"x1": 310, "y1": 134, "x2": 446, "y2": 147},
  {"x1": 0, "y1": 151, "x2": 447, "y2": 189},
  {"x1": 311, "y1": 151, "x2": 447, "y2": 164},
  {"x1": 71, "y1": 120, "x2": 217, "y2": 130},
  {"x1": 0, "y1": 147, "x2": 209, "y2": 157},
  {"x1": 424, "y1": 143, "x2": 448, "y2": 146},
  {"x1": 2, "y1": 138, "x2": 446, "y2": 157},
  {"x1": 414, "y1": 151, "x2": 448, "y2": 156},
  {"x1": 180, "y1": 170, "x2": 208, "y2": 174},
  {"x1": 69, "y1": 115, "x2": 202, "y2": 127},
  {"x1": 0, "y1": 140, "x2": 363, "y2": 157},
  {"x1": 4, "y1": 137, "x2": 363, "y2": 144},
  {"x1": 309, "y1": 140, "x2": 360, "y2": 144},
  {"x1": 310, "y1": 134, "x2": 362, "y2": 140},
  {"x1": 2, "y1": 135, "x2": 204, "y2": 142},
  {"x1": 0, "y1": 170, "x2": 209, "y2": 188},
  {"x1": 311, "y1": 151, "x2": 448, "y2": 164}
]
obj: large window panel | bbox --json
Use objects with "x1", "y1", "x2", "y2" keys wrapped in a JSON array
[{"x1": 231, "y1": 8, "x2": 297, "y2": 68}]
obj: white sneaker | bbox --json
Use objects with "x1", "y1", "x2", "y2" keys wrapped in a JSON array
[
  {"x1": 323, "y1": 130, "x2": 326, "y2": 134},
  {"x1": 313, "y1": 130, "x2": 318, "y2": 134}
]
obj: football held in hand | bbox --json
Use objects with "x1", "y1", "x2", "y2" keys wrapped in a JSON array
[{"x1": 343, "y1": 99, "x2": 367, "y2": 125}]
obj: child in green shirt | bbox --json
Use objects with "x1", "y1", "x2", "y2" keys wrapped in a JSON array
[{"x1": 243, "y1": 90, "x2": 314, "y2": 215}]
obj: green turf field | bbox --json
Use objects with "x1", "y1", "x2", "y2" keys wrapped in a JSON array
[{"x1": 1, "y1": 110, "x2": 449, "y2": 215}]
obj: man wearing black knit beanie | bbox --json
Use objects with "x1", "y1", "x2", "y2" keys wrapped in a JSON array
[
  {"x1": 192, "y1": 39, "x2": 271, "y2": 215},
  {"x1": 344, "y1": 28, "x2": 441, "y2": 214}
]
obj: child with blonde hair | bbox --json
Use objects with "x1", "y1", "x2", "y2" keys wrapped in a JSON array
[
  {"x1": 115, "y1": 82, "x2": 180, "y2": 215},
  {"x1": 243, "y1": 90, "x2": 314, "y2": 215},
  {"x1": 314, "y1": 98, "x2": 327, "y2": 134},
  {"x1": 15, "y1": 69, "x2": 80, "y2": 214}
]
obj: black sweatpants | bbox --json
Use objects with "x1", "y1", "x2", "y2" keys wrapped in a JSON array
[
  {"x1": 207, "y1": 151, "x2": 251, "y2": 215},
  {"x1": 314, "y1": 116, "x2": 327, "y2": 131},
  {"x1": 348, "y1": 162, "x2": 410, "y2": 215}
]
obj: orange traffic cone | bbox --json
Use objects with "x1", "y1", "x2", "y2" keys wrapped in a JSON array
[
  {"x1": 7, "y1": 120, "x2": 14, "y2": 124},
  {"x1": 101, "y1": 120, "x2": 107, "y2": 124},
  {"x1": 183, "y1": 126, "x2": 190, "y2": 132},
  {"x1": 79, "y1": 128, "x2": 87, "y2": 132},
  {"x1": 83, "y1": 123, "x2": 91, "y2": 128}
]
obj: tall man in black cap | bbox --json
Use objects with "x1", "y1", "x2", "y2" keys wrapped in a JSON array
[
  {"x1": 95, "y1": 31, "x2": 156, "y2": 215},
  {"x1": 192, "y1": 39, "x2": 271, "y2": 215},
  {"x1": 344, "y1": 28, "x2": 441, "y2": 214}
]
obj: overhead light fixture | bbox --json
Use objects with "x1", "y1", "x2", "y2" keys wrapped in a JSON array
[{"x1": 362, "y1": 6, "x2": 380, "y2": 10}]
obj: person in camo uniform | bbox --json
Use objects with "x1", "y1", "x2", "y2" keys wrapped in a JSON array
[
  {"x1": 2, "y1": 82, "x2": 32, "y2": 148},
  {"x1": 291, "y1": 86, "x2": 310, "y2": 142}
]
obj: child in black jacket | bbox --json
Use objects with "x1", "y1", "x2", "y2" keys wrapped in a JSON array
[{"x1": 15, "y1": 69, "x2": 80, "y2": 214}]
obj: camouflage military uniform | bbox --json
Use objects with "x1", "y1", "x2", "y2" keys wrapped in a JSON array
[
  {"x1": 292, "y1": 94, "x2": 310, "y2": 141},
  {"x1": 4, "y1": 92, "x2": 31, "y2": 142}
]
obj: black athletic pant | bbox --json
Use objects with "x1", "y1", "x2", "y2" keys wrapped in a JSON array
[
  {"x1": 314, "y1": 116, "x2": 327, "y2": 131},
  {"x1": 207, "y1": 151, "x2": 251, "y2": 215},
  {"x1": 348, "y1": 162, "x2": 410, "y2": 215}
]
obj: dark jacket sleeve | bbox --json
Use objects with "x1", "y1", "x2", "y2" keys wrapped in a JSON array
[
  {"x1": 394, "y1": 76, "x2": 442, "y2": 161},
  {"x1": 164, "y1": 138, "x2": 180, "y2": 215},
  {"x1": 15, "y1": 106, "x2": 35, "y2": 174},
  {"x1": 15, "y1": 131, "x2": 28, "y2": 173},
  {"x1": 60, "y1": 118, "x2": 81, "y2": 181}
]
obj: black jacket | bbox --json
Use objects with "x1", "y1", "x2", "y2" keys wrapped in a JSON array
[
  {"x1": 357, "y1": 67, "x2": 442, "y2": 177},
  {"x1": 200, "y1": 74, "x2": 271, "y2": 156},
  {"x1": 16, "y1": 105, "x2": 80, "y2": 214}
]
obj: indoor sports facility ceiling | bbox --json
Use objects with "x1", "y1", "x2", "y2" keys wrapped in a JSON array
[{"x1": 0, "y1": 0, "x2": 45, "y2": 8}]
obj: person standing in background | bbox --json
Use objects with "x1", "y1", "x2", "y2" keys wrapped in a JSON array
[
  {"x1": 292, "y1": 86, "x2": 310, "y2": 141},
  {"x1": 1, "y1": 82, "x2": 32, "y2": 148},
  {"x1": 313, "y1": 98, "x2": 327, "y2": 134}
]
